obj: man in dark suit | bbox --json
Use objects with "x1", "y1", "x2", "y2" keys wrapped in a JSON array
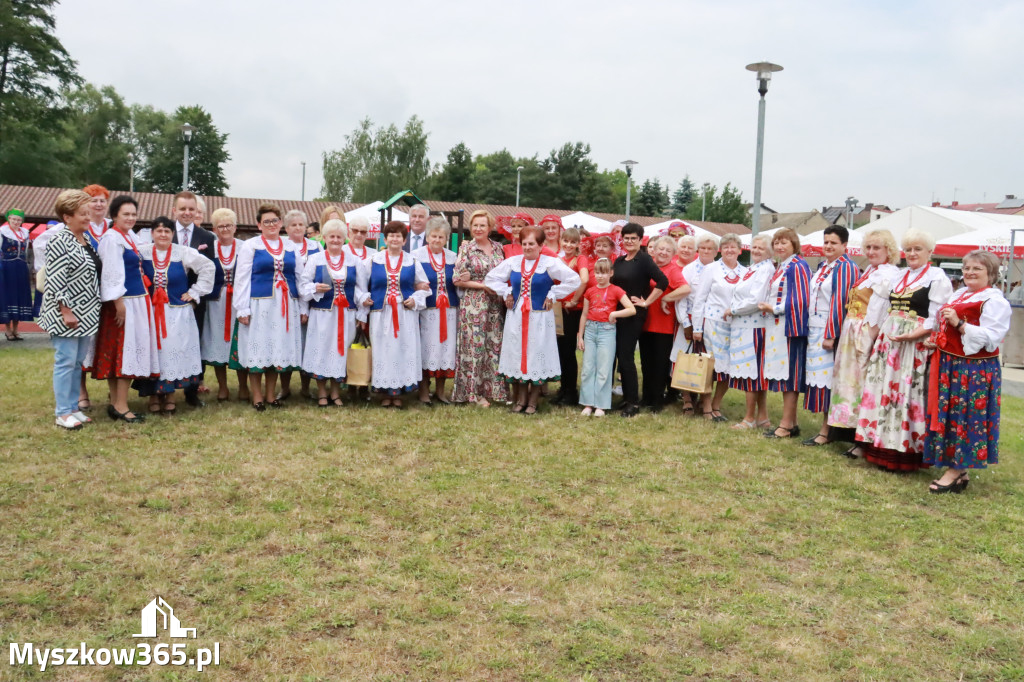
[
  {"x1": 403, "y1": 204, "x2": 429, "y2": 253},
  {"x1": 171, "y1": 191, "x2": 216, "y2": 407}
]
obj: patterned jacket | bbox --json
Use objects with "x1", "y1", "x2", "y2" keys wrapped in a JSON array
[{"x1": 38, "y1": 229, "x2": 101, "y2": 337}]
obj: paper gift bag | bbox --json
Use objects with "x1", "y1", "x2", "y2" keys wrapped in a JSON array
[
  {"x1": 346, "y1": 331, "x2": 372, "y2": 386},
  {"x1": 670, "y1": 351, "x2": 715, "y2": 393},
  {"x1": 553, "y1": 301, "x2": 564, "y2": 336}
]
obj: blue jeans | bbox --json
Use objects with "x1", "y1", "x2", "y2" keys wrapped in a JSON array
[
  {"x1": 51, "y1": 335, "x2": 93, "y2": 416},
  {"x1": 579, "y1": 322, "x2": 617, "y2": 409}
]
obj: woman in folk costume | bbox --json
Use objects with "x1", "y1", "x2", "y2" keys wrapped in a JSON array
[
  {"x1": 133, "y1": 217, "x2": 215, "y2": 414},
  {"x1": 484, "y1": 226, "x2": 581, "y2": 414},
  {"x1": 276, "y1": 209, "x2": 321, "y2": 401},
  {"x1": 74, "y1": 184, "x2": 113, "y2": 409},
  {"x1": 92, "y1": 196, "x2": 160, "y2": 422},
  {"x1": 801, "y1": 225, "x2": 859, "y2": 446},
  {"x1": 855, "y1": 229, "x2": 952, "y2": 471},
  {"x1": 413, "y1": 216, "x2": 460, "y2": 404},
  {"x1": 724, "y1": 232, "x2": 775, "y2": 431},
  {"x1": 299, "y1": 219, "x2": 361, "y2": 407},
  {"x1": 357, "y1": 221, "x2": 430, "y2": 407},
  {"x1": 827, "y1": 228, "x2": 901, "y2": 457},
  {"x1": 692, "y1": 233, "x2": 747, "y2": 422},
  {"x1": 200, "y1": 207, "x2": 248, "y2": 402},
  {"x1": 345, "y1": 214, "x2": 378, "y2": 262},
  {"x1": 758, "y1": 228, "x2": 812, "y2": 439},
  {"x1": 231, "y1": 203, "x2": 305, "y2": 411},
  {"x1": 923, "y1": 250, "x2": 1011, "y2": 494},
  {"x1": 671, "y1": 234, "x2": 718, "y2": 415},
  {"x1": 1, "y1": 208, "x2": 34, "y2": 340}
]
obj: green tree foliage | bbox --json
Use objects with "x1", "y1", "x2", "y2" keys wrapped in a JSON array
[
  {"x1": 634, "y1": 178, "x2": 670, "y2": 217},
  {"x1": 672, "y1": 175, "x2": 697, "y2": 216},
  {"x1": 684, "y1": 182, "x2": 750, "y2": 226},
  {"x1": 0, "y1": 0, "x2": 80, "y2": 181},
  {"x1": 321, "y1": 116, "x2": 431, "y2": 202},
  {"x1": 472, "y1": 149, "x2": 518, "y2": 205},
  {"x1": 431, "y1": 142, "x2": 475, "y2": 202},
  {"x1": 540, "y1": 142, "x2": 598, "y2": 209},
  {"x1": 139, "y1": 105, "x2": 230, "y2": 195},
  {"x1": 60, "y1": 84, "x2": 132, "y2": 188}
]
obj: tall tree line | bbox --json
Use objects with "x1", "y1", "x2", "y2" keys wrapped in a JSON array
[{"x1": 0, "y1": 0, "x2": 230, "y2": 194}]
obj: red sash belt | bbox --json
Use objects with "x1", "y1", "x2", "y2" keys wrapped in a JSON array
[
  {"x1": 275, "y1": 279, "x2": 290, "y2": 331},
  {"x1": 927, "y1": 344, "x2": 941, "y2": 430},
  {"x1": 437, "y1": 294, "x2": 450, "y2": 343},
  {"x1": 520, "y1": 297, "x2": 531, "y2": 374},
  {"x1": 152, "y1": 288, "x2": 169, "y2": 350},
  {"x1": 334, "y1": 292, "x2": 349, "y2": 355},
  {"x1": 388, "y1": 295, "x2": 400, "y2": 337},
  {"x1": 223, "y1": 283, "x2": 233, "y2": 342}
]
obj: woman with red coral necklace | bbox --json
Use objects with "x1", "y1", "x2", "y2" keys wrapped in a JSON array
[
  {"x1": 854, "y1": 229, "x2": 952, "y2": 471},
  {"x1": 200, "y1": 208, "x2": 248, "y2": 402},
  {"x1": 412, "y1": 217, "x2": 460, "y2": 404},
  {"x1": 923, "y1": 250, "x2": 1010, "y2": 493},
  {"x1": 231, "y1": 204, "x2": 304, "y2": 411}
]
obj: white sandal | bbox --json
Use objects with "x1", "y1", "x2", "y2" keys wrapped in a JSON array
[
  {"x1": 731, "y1": 420, "x2": 757, "y2": 430},
  {"x1": 55, "y1": 415, "x2": 82, "y2": 430}
]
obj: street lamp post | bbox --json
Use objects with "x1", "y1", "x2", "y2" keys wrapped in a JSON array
[
  {"x1": 180, "y1": 123, "x2": 194, "y2": 191},
  {"x1": 301, "y1": 161, "x2": 306, "y2": 201},
  {"x1": 621, "y1": 159, "x2": 638, "y2": 219},
  {"x1": 845, "y1": 196, "x2": 860, "y2": 230},
  {"x1": 515, "y1": 166, "x2": 525, "y2": 208},
  {"x1": 745, "y1": 61, "x2": 783, "y2": 238}
]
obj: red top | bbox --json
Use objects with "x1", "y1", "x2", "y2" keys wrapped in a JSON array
[
  {"x1": 643, "y1": 261, "x2": 687, "y2": 334},
  {"x1": 585, "y1": 284, "x2": 626, "y2": 323},
  {"x1": 935, "y1": 297, "x2": 998, "y2": 359},
  {"x1": 558, "y1": 253, "x2": 590, "y2": 304}
]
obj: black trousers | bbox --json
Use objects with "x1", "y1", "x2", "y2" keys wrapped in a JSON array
[
  {"x1": 614, "y1": 311, "x2": 646, "y2": 406},
  {"x1": 638, "y1": 330, "x2": 674, "y2": 407},
  {"x1": 556, "y1": 307, "x2": 582, "y2": 395}
]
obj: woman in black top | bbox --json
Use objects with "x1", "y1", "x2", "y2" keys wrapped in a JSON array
[{"x1": 611, "y1": 223, "x2": 667, "y2": 417}]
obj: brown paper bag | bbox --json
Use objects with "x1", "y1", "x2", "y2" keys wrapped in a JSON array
[
  {"x1": 346, "y1": 330, "x2": 372, "y2": 386},
  {"x1": 670, "y1": 351, "x2": 714, "y2": 393},
  {"x1": 553, "y1": 301, "x2": 564, "y2": 336}
]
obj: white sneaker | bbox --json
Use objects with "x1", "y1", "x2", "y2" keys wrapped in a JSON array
[
  {"x1": 71, "y1": 411, "x2": 92, "y2": 424},
  {"x1": 580, "y1": 407, "x2": 593, "y2": 416},
  {"x1": 55, "y1": 415, "x2": 82, "y2": 430},
  {"x1": 594, "y1": 409, "x2": 606, "y2": 417},
  {"x1": 611, "y1": 385, "x2": 623, "y2": 396}
]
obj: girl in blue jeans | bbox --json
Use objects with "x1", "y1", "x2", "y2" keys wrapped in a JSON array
[{"x1": 578, "y1": 259, "x2": 635, "y2": 416}]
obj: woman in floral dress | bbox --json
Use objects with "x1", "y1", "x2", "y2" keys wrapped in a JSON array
[
  {"x1": 923, "y1": 250, "x2": 1010, "y2": 493},
  {"x1": 854, "y1": 229, "x2": 952, "y2": 471},
  {"x1": 451, "y1": 210, "x2": 509, "y2": 406}
]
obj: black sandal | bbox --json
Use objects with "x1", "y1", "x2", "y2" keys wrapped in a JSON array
[
  {"x1": 331, "y1": 397, "x2": 344, "y2": 407},
  {"x1": 524, "y1": 403, "x2": 538, "y2": 415},
  {"x1": 512, "y1": 402, "x2": 526, "y2": 413},
  {"x1": 802, "y1": 435, "x2": 832, "y2": 447},
  {"x1": 711, "y1": 410, "x2": 728, "y2": 423},
  {"x1": 252, "y1": 401, "x2": 266, "y2": 412},
  {"x1": 929, "y1": 473, "x2": 968, "y2": 494},
  {"x1": 764, "y1": 425, "x2": 801, "y2": 439},
  {"x1": 317, "y1": 397, "x2": 330, "y2": 408},
  {"x1": 682, "y1": 404, "x2": 695, "y2": 415},
  {"x1": 840, "y1": 446, "x2": 863, "y2": 459}
]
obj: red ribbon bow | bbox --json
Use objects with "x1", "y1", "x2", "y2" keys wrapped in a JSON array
[
  {"x1": 334, "y1": 288, "x2": 349, "y2": 355},
  {"x1": 152, "y1": 287, "x2": 169, "y2": 350},
  {"x1": 275, "y1": 279, "x2": 290, "y2": 331},
  {"x1": 437, "y1": 293, "x2": 450, "y2": 343},
  {"x1": 223, "y1": 283, "x2": 233, "y2": 342},
  {"x1": 388, "y1": 295, "x2": 400, "y2": 338}
]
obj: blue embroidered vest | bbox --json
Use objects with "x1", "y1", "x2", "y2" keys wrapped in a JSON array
[
  {"x1": 368, "y1": 259, "x2": 416, "y2": 311},
  {"x1": 423, "y1": 260, "x2": 460, "y2": 309},
  {"x1": 122, "y1": 244, "x2": 147, "y2": 297},
  {"x1": 250, "y1": 248, "x2": 299, "y2": 299},
  {"x1": 309, "y1": 263, "x2": 359, "y2": 311},
  {"x1": 510, "y1": 266, "x2": 554, "y2": 311},
  {"x1": 141, "y1": 258, "x2": 190, "y2": 306}
]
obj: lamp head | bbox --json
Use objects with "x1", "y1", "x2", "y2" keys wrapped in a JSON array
[
  {"x1": 745, "y1": 61, "x2": 783, "y2": 97},
  {"x1": 180, "y1": 123, "x2": 194, "y2": 143},
  {"x1": 621, "y1": 159, "x2": 638, "y2": 177}
]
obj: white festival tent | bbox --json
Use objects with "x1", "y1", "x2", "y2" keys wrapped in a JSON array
[
  {"x1": 344, "y1": 201, "x2": 409, "y2": 237},
  {"x1": 800, "y1": 228, "x2": 865, "y2": 257},
  {"x1": 642, "y1": 219, "x2": 715, "y2": 241},
  {"x1": 559, "y1": 211, "x2": 612, "y2": 233},
  {"x1": 934, "y1": 224, "x2": 1024, "y2": 259},
  {"x1": 853, "y1": 205, "x2": 1011, "y2": 245},
  {"x1": 739, "y1": 227, "x2": 783, "y2": 249}
]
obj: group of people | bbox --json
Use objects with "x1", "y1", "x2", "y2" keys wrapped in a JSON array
[{"x1": 23, "y1": 188, "x2": 1011, "y2": 493}]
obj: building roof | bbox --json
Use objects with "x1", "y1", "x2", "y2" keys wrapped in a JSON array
[{"x1": 0, "y1": 184, "x2": 748, "y2": 237}]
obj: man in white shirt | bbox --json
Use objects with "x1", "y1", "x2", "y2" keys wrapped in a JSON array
[{"x1": 404, "y1": 204, "x2": 429, "y2": 253}]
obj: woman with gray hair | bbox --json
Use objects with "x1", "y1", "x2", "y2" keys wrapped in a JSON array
[
  {"x1": 277, "y1": 209, "x2": 319, "y2": 401},
  {"x1": 201, "y1": 207, "x2": 248, "y2": 401},
  {"x1": 923, "y1": 249, "x2": 1010, "y2": 493},
  {"x1": 691, "y1": 233, "x2": 746, "y2": 421},
  {"x1": 855, "y1": 229, "x2": 952, "y2": 470},
  {"x1": 345, "y1": 214, "x2": 377, "y2": 262},
  {"x1": 413, "y1": 216, "x2": 460, "y2": 404},
  {"x1": 299, "y1": 219, "x2": 361, "y2": 406}
]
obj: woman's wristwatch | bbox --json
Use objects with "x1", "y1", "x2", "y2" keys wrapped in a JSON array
[{"x1": 956, "y1": 319, "x2": 966, "y2": 330}]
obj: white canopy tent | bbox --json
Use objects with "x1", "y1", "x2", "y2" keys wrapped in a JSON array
[
  {"x1": 854, "y1": 205, "x2": 1009, "y2": 245},
  {"x1": 559, "y1": 211, "x2": 612, "y2": 233},
  {"x1": 800, "y1": 228, "x2": 865, "y2": 257},
  {"x1": 642, "y1": 219, "x2": 716, "y2": 242},
  {"x1": 934, "y1": 224, "x2": 1024, "y2": 259},
  {"x1": 344, "y1": 201, "x2": 409, "y2": 237}
]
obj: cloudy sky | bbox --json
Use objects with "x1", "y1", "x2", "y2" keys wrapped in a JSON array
[{"x1": 54, "y1": 0, "x2": 1023, "y2": 213}]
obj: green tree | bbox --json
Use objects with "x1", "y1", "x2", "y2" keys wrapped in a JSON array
[
  {"x1": 634, "y1": 178, "x2": 670, "y2": 217},
  {"x1": 473, "y1": 149, "x2": 518, "y2": 205},
  {"x1": 140, "y1": 105, "x2": 230, "y2": 195},
  {"x1": 0, "y1": 0, "x2": 81, "y2": 182},
  {"x1": 578, "y1": 169, "x2": 619, "y2": 213},
  {"x1": 684, "y1": 182, "x2": 750, "y2": 226},
  {"x1": 431, "y1": 141, "x2": 475, "y2": 201},
  {"x1": 672, "y1": 175, "x2": 696, "y2": 216},
  {"x1": 321, "y1": 116, "x2": 431, "y2": 202},
  {"x1": 540, "y1": 141, "x2": 598, "y2": 209},
  {"x1": 60, "y1": 83, "x2": 133, "y2": 188}
]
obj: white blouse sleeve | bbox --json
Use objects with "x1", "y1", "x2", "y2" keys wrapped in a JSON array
[
  {"x1": 924, "y1": 271, "x2": 954, "y2": 330},
  {"x1": 731, "y1": 264, "x2": 773, "y2": 316},
  {"x1": 691, "y1": 264, "x2": 715, "y2": 332},
  {"x1": 355, "y1": 257, "x2": 372, "y2": 307},
  {"x1": 484, "y1": 257, "x2": 516, "y2": 298},
  {"x1": 299, "y1": 254, "x2": 321, "y2": 302},
  {"x1": 545, "y1": 257, "x2": 582, "y2": 300},
  {"x1": 182, "y1": 245, "x2": 215, "y2": 299},
  {"x1": 98, "y1": 234, "x2": 127, "y2": 302},
  {"x1": 233, "y1": 241, "x2": 255, "y2": 318},
  {"x1": 410, "y1": 261, "x2": 430, "y2": 310},
  {"x1": 961, "y1": 292, "x2": 1012, "y2": 355},
  {"x1": 866, "y1": 267, "x2": 894, "y2": 327}
]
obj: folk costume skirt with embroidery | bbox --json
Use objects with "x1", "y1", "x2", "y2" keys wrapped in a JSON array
[
  {"x1": 703, "y1": 315, "x2": 731, "y2": 381},
  {"x1": 498, "y1": 308, "x2": 561, "y2": 384},
  {"x1": 230, "y1": 289, "x2": 302, "y2": 373},
  {"x1": 92, "y1": 297, "x2": 160, "y2": 380},
  {"x1": 923, "y1": 353, "x2": 1001, "y2": 470},
  {"x1": 131, "y1": 305, "x2": 203, "y2": 396},
  {"x1": 854, "y1": 314, "x2": 930, "y2": 471},
  {"x1": 369, "y1": 305, "x2": 422, "y2": 394},
  {"x1": 201, "y1": 288, "x2": 236, "y2": 366},
  {"x1": 420, "y1": 307, "x2": 457, "y2": 377},
  {"x1": 827, "y1": 316, "x2": 878, "y2": 430},
  {"x1": 301, "y1": 306, "x2": 356, "y2": 382},
  {"x1": 728, "y1": 324, "x2": 766, "y2": 392},
  {"x1": 802, "y1": 325, "x2": 835, "y2": 413},
  {"x1": 0, "y1": 256, "x2": 34, "y2": 321},
  {"x1": 764, "y1": 319, "x2": 806, "y2": 393}
]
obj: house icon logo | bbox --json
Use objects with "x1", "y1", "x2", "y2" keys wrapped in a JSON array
[{"x1": 132, "y1": 597, "x2": 197, "y2": 639}]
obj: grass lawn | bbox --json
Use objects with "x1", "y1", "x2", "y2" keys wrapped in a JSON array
[{"x1": 2, "y1": 342, "x2": 1023, "y2": 681}]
